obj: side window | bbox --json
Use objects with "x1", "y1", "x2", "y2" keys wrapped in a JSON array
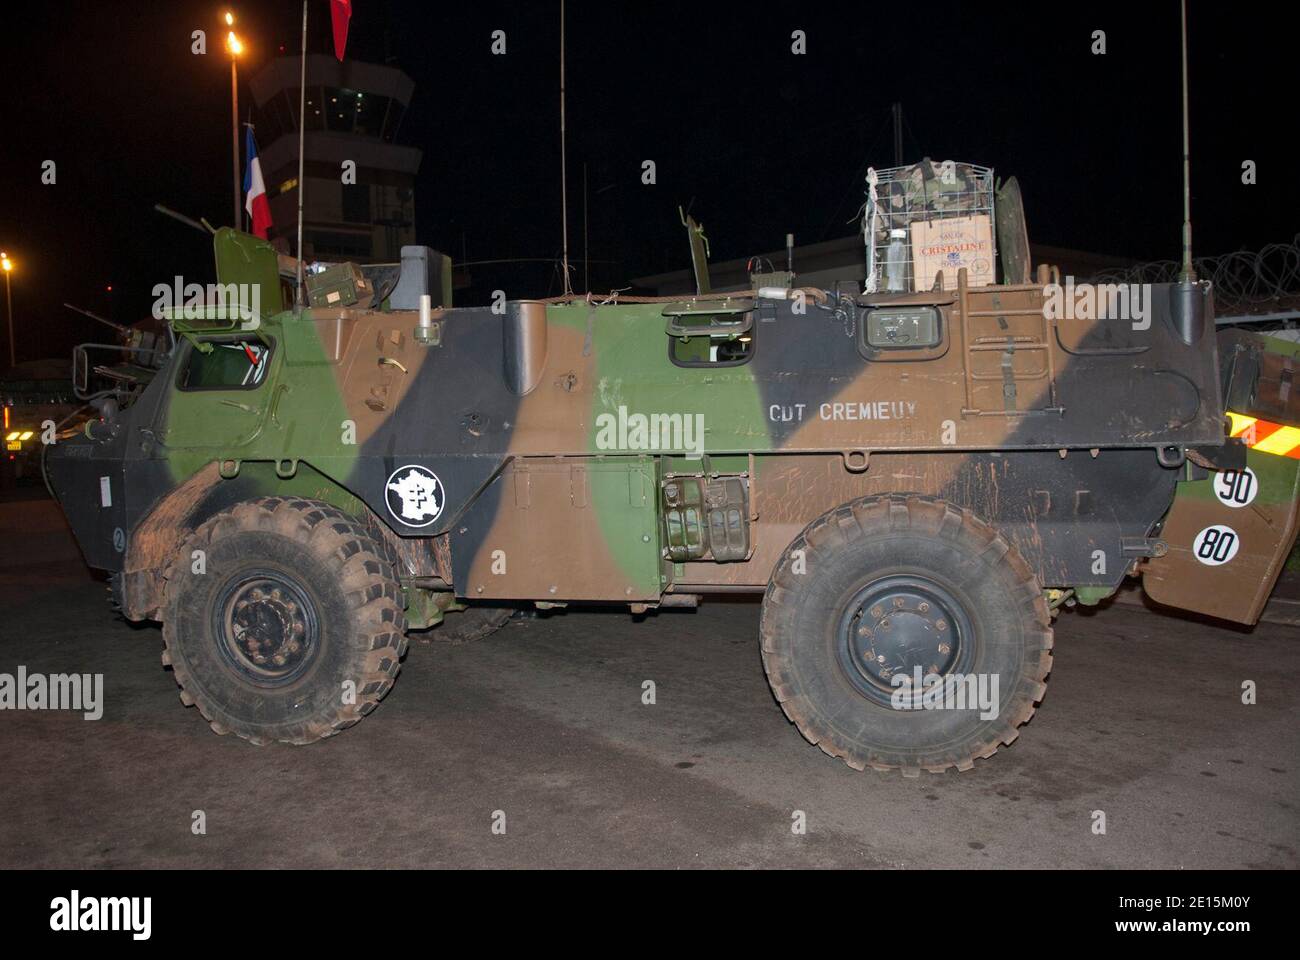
[
  {"x1": 178, "y1": 339, "x2": 272, "y2": 391},
  {"x1": 667, "y1": 313, "x2": 755, "y2": 368}
]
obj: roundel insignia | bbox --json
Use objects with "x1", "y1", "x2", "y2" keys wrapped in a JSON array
[{"x1": 384, "y1": 465, "x2": 445, "y2": 528}]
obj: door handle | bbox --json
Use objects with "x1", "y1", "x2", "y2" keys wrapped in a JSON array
[{"x1": 270, "y1": 383, "x2": 289, "y2": 426}]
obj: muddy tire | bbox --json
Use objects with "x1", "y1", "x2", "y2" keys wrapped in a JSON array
[
  {"x1": 760, "y1": 495, "x2": 1053, "y2": 775},
  {"x1": 432, "y1": 604, "x2": 514, "y2": 644},
  {"x1": 161, "y1": 497, "x2": 408, "y2": 745}
]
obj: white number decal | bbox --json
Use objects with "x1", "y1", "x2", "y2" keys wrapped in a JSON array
[
  {"x1": 1213, "y1": 467, "x2": 1258, "y2": 508},
  {"x1": 1192, "y1": 525, "x2": 1240, "y2": 566}
]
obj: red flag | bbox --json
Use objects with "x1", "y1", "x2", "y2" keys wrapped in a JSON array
[{"x1": 330, "y1": 0, "x2": 352, "y2": 61}]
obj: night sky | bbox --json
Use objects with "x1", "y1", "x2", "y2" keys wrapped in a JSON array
[{"x1": 0, "y1": 0, "x2": 1293, "y2": 365}]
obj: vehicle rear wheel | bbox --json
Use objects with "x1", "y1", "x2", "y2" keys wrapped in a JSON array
[
  {"x1": 161, "y1": 497, "x2": 407, "y2": 745},
  {"x1": 760, "y1": 495, "x2": 1052, "y2": 775}
]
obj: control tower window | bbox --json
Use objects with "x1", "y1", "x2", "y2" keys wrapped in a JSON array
[
  {"x1": 383, "y1": 102, "x2": 406, "y2": 142},
  {"x1": 291, "y1": 87, "x2": 326, "y2": 131},
  {"x1": 342, "y1": 184, "x2": 371, "y2": 224},
  {"x1": 260, "y1": 90, "x2": 294, "y2": 143},
  {"x1": 352, "y1": 93, "x2": 389, "y2": 138}
]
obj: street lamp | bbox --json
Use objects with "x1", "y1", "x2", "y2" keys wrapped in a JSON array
[
  {"x1": 1, "y1": 252, "x2": 13, "y2": 369},
  {"x1": 225, "y1": 12, "x2": 245, "y2": 231}
]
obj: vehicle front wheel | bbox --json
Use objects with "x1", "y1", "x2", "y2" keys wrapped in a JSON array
[{"x1": 161, "y1": 497, "x2": 407, "y2": 745}]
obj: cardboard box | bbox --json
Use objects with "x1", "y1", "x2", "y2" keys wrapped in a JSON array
[{"x1": 909, "y1": 214, "x2": 995, "y2": 291}]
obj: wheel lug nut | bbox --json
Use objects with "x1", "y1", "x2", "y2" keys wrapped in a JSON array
[
  {"x1": 870, "y1": 605, "x2": 884, "y2": 618},
  {"x1": 918, "y1": 602, "x2": 930, "y2": 613},
  {"x1": 938, "y1": 642, "x2": 951, "y2": 655},
  {"x1": 936, "y1": 620, "x2": 947, "y2": 631},
  {"x1": 892, "y1": 597, "x2": 904, "y2": 609}
]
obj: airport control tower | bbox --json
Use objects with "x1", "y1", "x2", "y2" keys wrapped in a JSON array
[{"x1": 249, "y1": 54, "x2": 422, "y2": 263}]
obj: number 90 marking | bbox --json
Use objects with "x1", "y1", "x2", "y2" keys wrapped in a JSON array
[{"x1": 1213, "y1": 467, "x2": 1257, "y2": 508}]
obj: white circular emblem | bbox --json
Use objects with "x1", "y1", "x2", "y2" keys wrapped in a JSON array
[
  {"x1": 1213, "y1": 467, "x2": 1258, "y2": 508},
  {"x1": 1192, "y1": 524, "x2": 1240, "y2": 566},
  {"x1": 384, "y1": 465, "x2": 445, "y2": 528}
]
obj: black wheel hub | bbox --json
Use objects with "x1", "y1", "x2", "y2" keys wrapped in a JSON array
[
  {"x1": 836, "y1": 575, "x2": 974, "y2": 706},
  {"x1": 214, "y1": 571, "x2": 320, "y2": 686}
]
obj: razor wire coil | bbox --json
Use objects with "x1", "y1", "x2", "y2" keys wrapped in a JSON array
[{"x1": 1092, "y1": 235, "x2": 1300, "y2": 314}]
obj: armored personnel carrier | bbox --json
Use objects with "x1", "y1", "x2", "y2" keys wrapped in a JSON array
[{"x1": 44, "y1": 221, "x2": 1300, "y2": 774}]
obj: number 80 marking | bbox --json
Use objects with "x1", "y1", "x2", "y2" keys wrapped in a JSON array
[{"x1": 1192, "y1": 524, "x2": 1240, "y2": 566}]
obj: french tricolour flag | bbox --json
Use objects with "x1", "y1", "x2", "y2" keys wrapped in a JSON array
[{"x1": 243, "y1": 127, "x2": 272, "y2": 239}]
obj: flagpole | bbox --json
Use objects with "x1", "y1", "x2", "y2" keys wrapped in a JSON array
[
  {"x1": 244, "y1": 106, "x2": 254, "y2": 232},
  {"x1": 295, "y1": 0, "x2": 308, "y2": 311}
]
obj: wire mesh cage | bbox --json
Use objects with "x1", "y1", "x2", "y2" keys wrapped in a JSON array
[{"x1": 863, "y1": 160, "x2": 996, "y2": 293}]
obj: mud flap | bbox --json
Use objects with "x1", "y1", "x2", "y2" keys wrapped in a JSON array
[
  {"x1": 1143, "y1": 333, "x2": 1300, "y2": 624},
  {"x1": 1143, "y1": 446, "x2": 1300, "y2": 623}
]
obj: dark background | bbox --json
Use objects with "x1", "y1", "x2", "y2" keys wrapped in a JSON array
[{"x1": 0, "y1": 0, "x2": 1292, "y2": 364}]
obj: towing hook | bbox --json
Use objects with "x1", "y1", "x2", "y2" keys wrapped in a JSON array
[{"x1": 1155, "y1": 445, "x2": 1185, "y2": 468}]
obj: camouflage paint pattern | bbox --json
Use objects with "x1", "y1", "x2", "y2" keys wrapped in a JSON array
[{"x1": 44, "y1": 230, "x2": 1300, "y2": 627}]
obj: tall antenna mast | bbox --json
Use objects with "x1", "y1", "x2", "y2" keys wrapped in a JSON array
[
  {"x1": 891, "y1": 102, "x2": 903, "y2": 167},
  {"x1": 1178, "y1": 0, "x2": 1195, "y2": 282},
  {"x1": 295, "y1": 1, "x2": 308, "y2": 311},
  {"x1": 560, "y1": 0, "x2": 572, "y2": 295},
  {"x1": 583, "y1": 161, "x2": 589, "y2": 293}
]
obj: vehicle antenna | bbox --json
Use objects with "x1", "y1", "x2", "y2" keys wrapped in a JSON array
[
  {"x1": 559, "y1": 0, "x2": 573, "y2": 296},
  {"x1": 1178, "y1": 0, "x2": 1196, "y2": 282}
]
